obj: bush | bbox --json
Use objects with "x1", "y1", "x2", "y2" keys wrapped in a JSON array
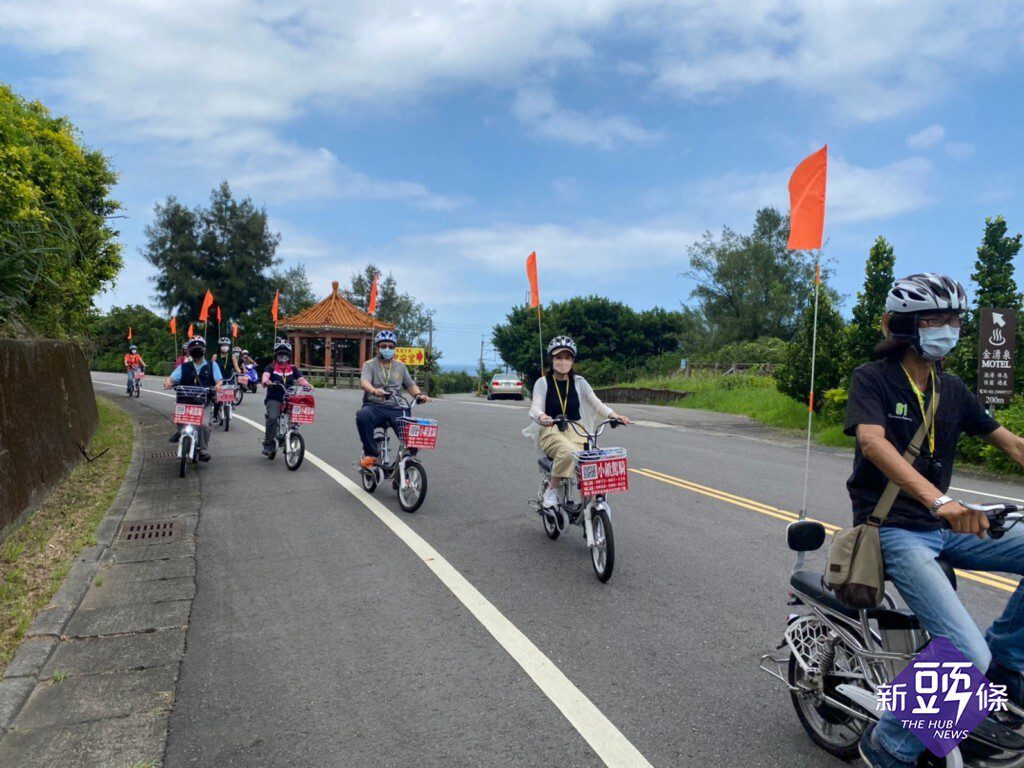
[
  {"x1": 820, "y1": 388, "x2": 849, "y2": 424},
  {"x1": 689, "y1": 337, "x2": 789, "y2": 367},
  {"x1": 434, "y1": 370, "x2": 476, "y2": 395}
]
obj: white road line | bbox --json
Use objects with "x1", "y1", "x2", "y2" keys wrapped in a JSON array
[
  {"x1": 92, "y1": 377, "x2": 654, "y2": 768},
  {"x1": 949, "y1": 486, "x2": 1024, "y2": 504}
]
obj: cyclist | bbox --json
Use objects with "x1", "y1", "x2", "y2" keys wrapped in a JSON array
[
  {"x1": 846, "y1": 274, "x2": 1024, "y2": 768},
  {"x1": 211, "y1": 337, "x2": 237, "y2": 424},
  {"x1": 356, "y1": 330, "x2": 429, "y2": 468},
  {"x1": 124, "y1": 345, "x2": 146, "y2": 393},
  {"x1": 174, "y1": 341, "x2": 188, "y2": 369},
  {"x1": 163, "y1": 336, "x2": 223, "y2": 461},
  {"x1": 524, "y1": 336, "x2": 630, "y2": 516},
  {"x1": 261, "y1": 341, "x2": 312, "y2": 456}
]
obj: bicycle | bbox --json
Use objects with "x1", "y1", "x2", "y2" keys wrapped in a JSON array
[
  {"x1": 528, "y1": 416, "x2": 628, "y2": 582},
  {"x1": 760, "y1": 503, "x2": 1024, "y2": 764},
  {"x1": 127, "y1": 366, "x2": 145, "y2": 398},
  {"x1": 171, "y1": 385, "x2": 209, "y2": 478},
  {"x1": 215, "y1": 374, "x2": 239, "y2": 432},
  {"x1": 356, "y1": 388, "x2": 436, "y2": 513},
  {"x1": 264, "y1": 383, "x2": 314, "y2": 471}
]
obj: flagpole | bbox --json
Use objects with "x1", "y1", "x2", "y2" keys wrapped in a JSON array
[
  {"x1": 536, "y1": 305, "x2": 544, "y2": 376},
  {"x1": 799, "y1": 252, "x2": 822, "y2": 522}
]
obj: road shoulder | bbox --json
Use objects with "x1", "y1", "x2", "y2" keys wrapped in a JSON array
[{"x1": 0, "y1": 394, "x2": 198, "y2": 767}]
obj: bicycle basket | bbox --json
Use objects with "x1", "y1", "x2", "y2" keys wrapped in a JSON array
[
  {"x1": 574, "y1": 447, "x2": 629, "y2": 495},
  {"x1": 399, "y1": 417, "x2": 439, "y2": 449}
]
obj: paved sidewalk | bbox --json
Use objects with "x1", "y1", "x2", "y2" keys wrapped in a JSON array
[{"x1": 0, "y1": 394, "x2": 198, "y2": 767}]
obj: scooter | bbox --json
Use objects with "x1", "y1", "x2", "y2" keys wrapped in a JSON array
[
  {"x1": 760, "y1": 503, "x2": 1024, "y2": 766},
  {"x1": 243, "y1": 363, "x2": 259, "y2": 394}
]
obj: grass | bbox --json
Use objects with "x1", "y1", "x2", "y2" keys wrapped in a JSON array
[
  {"x1": 0, "y1": 396, "x2": 133, "y2": 675},
  {"x1": 621, "y1": 371, "x2": 857, "y2": 449}
]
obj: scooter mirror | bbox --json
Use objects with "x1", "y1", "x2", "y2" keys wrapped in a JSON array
[{"x1": 787, "y1": 520, "x2": 826, "y2": 552}]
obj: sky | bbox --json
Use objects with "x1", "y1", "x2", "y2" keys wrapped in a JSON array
[{"x1": 2, "y1": 1, "x2": 1024, "y2": 365}]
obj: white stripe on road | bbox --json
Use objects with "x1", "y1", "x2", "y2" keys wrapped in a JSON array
[{"x1": 93, "y1": 377, "x2": 654, "y2": 768}]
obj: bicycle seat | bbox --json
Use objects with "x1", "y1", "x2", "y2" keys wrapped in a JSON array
[
  {"x1": 790, "y1": 571, "x2": 920, "y2": 630},
  {"x1": 537, "y1": 456, "x2": 553, "y2": 473}
]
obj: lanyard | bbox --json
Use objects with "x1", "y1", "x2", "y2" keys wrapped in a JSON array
[
  {"x1": 901, "y1": 364, "x2": 937, "y2": 454},
  {"x1": 553, "y1": 376, "x2": 570, "y2": 416},
  {"x1": 380, "y1": 359, "x2": 394, "y2": 388}
]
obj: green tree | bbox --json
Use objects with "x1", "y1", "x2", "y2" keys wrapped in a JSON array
[
  {"x1": 142, "y1": 182, "x2": 280, "y2": 322},
  {"x1": 686, "y1": 207, "x2": 815, "y2": 345},
  {"x1": 847, "y1": 236, "x2": 896, "y2": 368},
  {"x1": 775, "y1": 283, "x2": 847, "y2": 409},
  {"x1": 949, "y1": 216, "x2": 1023, "y2": 389},
  {"x1": 341, "y1": 264, "x2": 433, "y2": 345},
  {"x1": 87, "y1": 305, "x2": 175, "y2": 373},
  {"x1": 0, "y1": 83, "x2": 122, "y2": 336},
  {"x1": 234, "y1": 263, "x2": 316, "y2": 356},
  {"x1": 491, "y1": 295, "x2": 685, "y2": 385}
]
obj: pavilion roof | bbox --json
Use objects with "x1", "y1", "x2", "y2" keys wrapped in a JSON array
[{"x1": 279, "y1": 281, "x2": 394, "y2": 332}]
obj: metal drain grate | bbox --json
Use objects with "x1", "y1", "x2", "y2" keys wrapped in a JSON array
[
  {"x1": 118, "y1": 520, "x2": 179, "y2": 544},
  {"x1": 146, "y1": 451, "x2": 179, "y2": 459}
]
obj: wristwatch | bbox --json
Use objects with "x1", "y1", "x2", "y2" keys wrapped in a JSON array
[{"x1": 931, "y1": 495, "x2": 954, "y2": 512}]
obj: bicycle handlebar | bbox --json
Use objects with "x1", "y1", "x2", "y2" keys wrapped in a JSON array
[
  {"x1": 550, "y1": 415, "x2": 626, "y2": 441},
  {"x1": 955, "y1": 502, "x2": 1023, "y2": 539}
]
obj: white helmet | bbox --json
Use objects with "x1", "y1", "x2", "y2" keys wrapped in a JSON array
[
  {"x1": 886, "y1": 273, "x2": 968, "y2": 315},
  {"x1": 374, "y1": 330, "x2": 398, "y2": 345},
  {"x1": 547, "y1": 336, "x2": 577, "y2": 357}
]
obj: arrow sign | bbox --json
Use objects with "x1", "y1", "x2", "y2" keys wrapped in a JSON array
[{"x1": 993, "y1": 312, "x2": 1006, "y2": 328}]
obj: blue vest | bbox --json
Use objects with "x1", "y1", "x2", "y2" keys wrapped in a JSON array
[{"x1": 179, "y1": 360, "x2": 216, "y2": 388}]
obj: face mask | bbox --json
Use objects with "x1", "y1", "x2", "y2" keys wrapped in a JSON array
[
  {"x1": 918, "y1": 326, "x2": 960, "y2": 360},
  {"x1": 552, "y1": 357, "x2": 573, "y2": 374},
  {"x1": 276, "y1": 355, "x2": 289, "y2": 364},
  {"x1": 190, "y1": 351, "x2": 204, "y2": 361},
  {"x1": 220, "y1": 347, "x2": 229, "y2": 354},
  {"x1": 379, "y1": 348, "x2": 395, "y2": 361}
]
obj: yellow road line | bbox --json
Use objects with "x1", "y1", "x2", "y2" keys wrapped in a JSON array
[{"x1": 632, "y1": 467, "x2": 1020, "y2": 595}]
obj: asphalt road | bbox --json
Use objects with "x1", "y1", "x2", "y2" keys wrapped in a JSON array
[{"x1": 91, "y1": 373, "x2": 1023, "y2": 768}]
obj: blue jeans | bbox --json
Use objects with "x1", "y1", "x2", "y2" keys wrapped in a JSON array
[
  {"x1": 874, "y1": 523, "x2": 1024, "y2": 760},
  {"x1": 355, "y1": 404, "x2": 405, "y2": 457}
]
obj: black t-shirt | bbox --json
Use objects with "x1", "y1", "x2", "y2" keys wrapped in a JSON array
[
  {"x1": 263, "y1": 364, "x2": 304, "y2": 403},
  {"x1": 544, "y1": 374, "x2": 581, "y2": 421},
  {"x1": 844, "y1": 359, "x2": 999, "y2": 530}
]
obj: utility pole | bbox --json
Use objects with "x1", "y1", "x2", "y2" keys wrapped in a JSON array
[
  {"x1": 478, "y1": 334, "x2": 485, "y2": 393},
  {"x1": 425, "y1": 317, "x2": 434, "y2": 394}
]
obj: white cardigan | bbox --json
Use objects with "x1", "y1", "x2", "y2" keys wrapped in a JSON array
[{"x1": 523, "y1": 375, "x2": 614, "y2": 447}]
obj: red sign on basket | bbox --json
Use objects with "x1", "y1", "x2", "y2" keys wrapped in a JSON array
[
  {"x1": 403, "y1": 420, "x2": 439, "y2": 449},
  {"x1": 289, "y1": 404, "x2": 315, "y2": 424},
  {"x1": 173, "y1": 404, "x2": 205, "y2": 426},
  {"x1": 577, "y1": 452, "x2": 629, "y2": 495},
  {"x1": 216, "y1": 387, "x2": 236, "y2": 403},
  {"x1": 134, "y1": 371, "x2": 145, "y2": 380}
]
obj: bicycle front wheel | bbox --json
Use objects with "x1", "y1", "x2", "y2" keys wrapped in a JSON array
[
  {"x1": 285, "y1": 431, "x2": 305, "y2": 471},
  {"x1": 179, "y1": 436, "x2": 191, "y2": 478},
  {"x1": 590, "y1": 508, "x2": 615, "y2": 582},
  {"x1": 397, "y1": 460, "x2": 427, "y2": 513}
]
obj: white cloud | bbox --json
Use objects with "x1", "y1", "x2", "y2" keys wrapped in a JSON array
[
  {"x1": 512, "y1": 87, "x2": 663, "y2": 149},
  {"x1": 945, "y1": 141, "x2": 976, "y2": 160},
  {"x1": 906, "y1": 125, "x2": 946, "y2": 150},
  {"x1": 691, "y1": 154, "x2": 935, "y2": 225}
]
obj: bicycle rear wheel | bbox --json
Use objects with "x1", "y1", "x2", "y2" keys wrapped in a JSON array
[{"x1": 234, "y1": 387, "x2": 244, "y2": 406}]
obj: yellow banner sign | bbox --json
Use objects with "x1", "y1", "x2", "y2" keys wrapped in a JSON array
[{"x1": 395, "y1": 347, "x2": 426, "y2": 366}]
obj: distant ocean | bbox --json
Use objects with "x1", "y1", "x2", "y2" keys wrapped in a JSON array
[{"x1": 440, "y1": 363, "x2": 478, "y2": 374}]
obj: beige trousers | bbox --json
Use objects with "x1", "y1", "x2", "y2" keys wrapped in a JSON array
[{"x1": 539, "y1": 424, "x2": 588, "y2": 478}]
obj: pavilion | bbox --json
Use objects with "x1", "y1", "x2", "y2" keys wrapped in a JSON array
[{"x1": 279, "y1": 281, "x2": 394, "y2": 372}]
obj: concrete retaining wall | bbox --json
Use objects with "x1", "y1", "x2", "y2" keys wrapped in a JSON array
[
  {"x1": 0, "y1": 340, "x2": 98, "y2": 533},
  {"x1": 593, "y1": 386, "x2": 691, "y2": 405}
]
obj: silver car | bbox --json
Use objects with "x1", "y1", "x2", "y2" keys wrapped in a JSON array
[{"x1": 486, "y1": 374, "x2": 525, "y2": 401}]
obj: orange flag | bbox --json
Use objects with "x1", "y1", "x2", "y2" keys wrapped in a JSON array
[
  {"x1": 216, "y1": 305, "x2": 222, "y2": 323},
  {"x1": 199, "y1": 289, "x2": 214, "y2": 322},
  {"x1": 187, "y1": 323, "x2": 194, "y2": 338},
  {"x1": 787, "y1": 145, "x2": 828, "y2": 250},
  {"x1": 127, "y1": 326, "x2": 132, "y2": 340},
  {"x1": 368, "y1": 275, "x2": 379, "y2": 316},
  {"x1": 232, "y1": 322, "x2": 238, "y2": 338},
  {"x1": 169, "y1": 317, "x2": 177, "y2": 335},
  {"x1": 526, "y1": 251, "x2": 540, "y2": 308},
  {"x1": 271, "y1": 289, "x2": 280, "y2": 322}
]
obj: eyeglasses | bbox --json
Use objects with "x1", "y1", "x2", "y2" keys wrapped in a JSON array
[{"x1": 918, "y1": 315, "x2": 963, "y2": 329}]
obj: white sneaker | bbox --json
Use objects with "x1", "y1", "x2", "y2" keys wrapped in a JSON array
[{"x1": 542, "y1": 488, "x2": 560, "y2": 509}]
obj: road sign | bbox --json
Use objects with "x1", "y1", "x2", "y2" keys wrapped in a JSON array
[
  {"x1": 395, "y1": 347, "x2": 426, "y2": 366},
  {"x1": 977, "y1": 307, "x2": 1016, "y2": 407}
]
